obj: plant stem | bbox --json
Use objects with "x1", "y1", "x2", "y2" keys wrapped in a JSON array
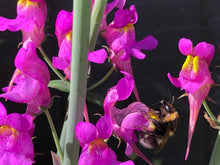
[
  {"x1": 209, "y1": 130, "x2": 220, "y2": 165},
  {"x1": 38, "y1": 46, "x2": 70, "y2": 87},
  {"x1": 44, "y1": 109, "x2": 64, "y2": 164},
  {"x1": 87, "y1": 66, "x2": 115, "y2": 91},
  {"x1": 202, "y1": 100, "x2": 220, "y2": 125},
  {"x1": 63, "y1": 0, "x2": 91, "y2": 164},
  {"x1": 202, "y1": 100, "x2": 220, "y2": 165},
  {"x1": 89, "y1": 0, "x2": 107, "y2": 51}
]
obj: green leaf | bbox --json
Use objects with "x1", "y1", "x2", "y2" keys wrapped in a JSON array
[{"x1": 48, "y1": 80, "x2": 70, "y2": 92}]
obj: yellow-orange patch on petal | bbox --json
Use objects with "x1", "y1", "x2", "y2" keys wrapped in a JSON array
[
  {"x1": 182, "y1": 55, "x2": 193, "y2": 70},
  {"x1": 18, "y1": 0, "x2": 38, "y2": 7},
  {"x1": 182, "y1": 55, "x2": 199, "y2": 74},
  {"x1": 65, "y1": 31, "x2": 72, "y2": 42},
  {"x1": 0, "y1": 125, "x2": 19, "y2": 140},
  {"x1": 122, "y1": 23, "x2": 134, "y2": 33},
  {"x1": 193, "y1": 56, "x2": 199, "y2": 73},
  {"x1": 88, "y1": 138, "x2": 107, "y2": 154}
]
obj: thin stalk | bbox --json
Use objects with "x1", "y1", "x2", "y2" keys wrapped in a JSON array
[
  {"x1": 87, "y1": 66, "x2": 115, "y2": 91},
  {"x1": 63, "y1": 0, "x2": 91, "y2": 165},
  {"x1": 89, "y1": 0, "x2": 108, "y2": 51},
  {"x1": 44, "y1": 109, "x2": 64, "y2": 164},
  {"x1": 38, "y1": 46, "x2": 70, "y2": 87},
  {"x1": 202, "y1": 100, "x2": 220, "y2": 125}
]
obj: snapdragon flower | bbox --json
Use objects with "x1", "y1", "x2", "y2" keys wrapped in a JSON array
[
  {"x1": 104, "y1": 72, "x2": 152, "y2": 164},
  {"x1": 52, "y1": 10, "x2": 107, "y2": 80},
  {"x1": 0, "y1": 41, "x2": 51, "y2": 115},
  {"x1": 0, "y1": 0, "x2": 47, "y2": 47},
  {"x1": 105, "y1": 5, "x2": 158, "y2": 101},
  {"x1": 167, "y1": 38, "x2": 215, "y2": 160},
  {"x1": 0, "y1": 102, "x2": 35, "y2": 165},
  {"x1": 75, "y1": 114, "x2": 134, "y2": 165}
]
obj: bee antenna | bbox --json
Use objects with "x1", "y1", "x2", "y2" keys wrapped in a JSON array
[{"x1": 150, "y1": 100, "x2": 162, "y2": 108}]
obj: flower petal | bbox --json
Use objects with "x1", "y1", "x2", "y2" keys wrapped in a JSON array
[
  {"x1": 135, "y1": 35, "x2": 158, "y2": 50},
  {"x1": 185, "y1": 84, "x2": 211, "y2": 160},
  {"x1": 6, "y1": 113, "x2": 34, "y2": 134},
  {"x1": 96, "y1": 115, "x2": 112, "y2": 139},
  {"x1": 113, "y1": 9, "x2": 132, "y2": 28},
  {"x1": 88, "y1": 49, "x2": 107, "y2": 64},
  {"x1": 194, "y1": 42, "x2": 214, "y2": 60},
  {"x1": 167, "y1": 73, "x2": 181, "y2": 88},
  {"x1": 121, "y1": 112, "x2": 149, "y2": 131},
  {"x1": 75, "y1": 121, "x2": 97, "y2": 146},
  {"x1": 178, "y1": 38, "x2": 193, "y2": 55},
  {"x1": 104, "y1": 72, "x2": 134, "y2": 112},
  {"x1": 129, "y1": 5, "x2": 138, "y2": 24},
  {"x1": 130, "y1": 48, "x2": 146, "y2": 59},
  {"x1": 0, "y1": 102, "x2": 7, "y2": 124}
]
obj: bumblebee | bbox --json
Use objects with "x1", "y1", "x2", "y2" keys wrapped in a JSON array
[{"x1": 139, "y1": 99, "x2": 179, "y2": 153}]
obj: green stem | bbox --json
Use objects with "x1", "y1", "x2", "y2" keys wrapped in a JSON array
[
  {"x1": 202, "y1": 100, "x2": 220, "y2": 125},
  {"x1": 63, "y1": 0, "x2": 91, "y2": 164},
  {"x1": 209, "y1": 130, "x2": 220, "y2": 165},
  {"x1": 87, "y1": 66, "x2": 115, "y2": 91},
  {"x1": 44, "y1": 109, "x2": 64, "y2": 164},
  {"x1": 89, "y1": 0, "x2": 107, "y2": 51},
  {"x1": 202, "y1": 100, "x2": 220, "y2": 165},
  {"x1": 38, "y1": 46, "x2": 70, "y2": 87}
]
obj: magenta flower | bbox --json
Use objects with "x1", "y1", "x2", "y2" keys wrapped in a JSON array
[
  {"x1": 167, "y1": 38, "x2": 214, "y2": 160},
  {"x1": 0, "y1": 41, "x2": 51, "y2": 115},
  {"x1": 75, "y1": 115, "x2": 134, "y2": 165},
  {"x1": 0, "y1": 0, "x2": 47, "y2": 47},
  {"x1": 0, "y1": 102, "x2": 35, "y2": 164},
  {"x1": 104, "y1": 72, "x2": 153, "y2": 165},
  {"x1": 52, "y1": 10, "x2": 107, "y2": 80},
  {"x1": 105, "y1": 5, "x2": 158, "y2": 101}
]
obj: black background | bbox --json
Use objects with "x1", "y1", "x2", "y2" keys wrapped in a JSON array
[{"x1": 1, "y1": 0, "x2": 220, "y2": 165}]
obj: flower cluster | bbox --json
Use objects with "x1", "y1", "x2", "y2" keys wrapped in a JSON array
[
  {"x1": 0, "y1": 0, "x2": 51, "y2": 115},
  {"x1": 103, "y1": 4, "x2": 158, "y2": 101},
  {"x1": 0, "y1": 0, "x2": 217, "y2": 164},
  {"x1": 0, "y1": 0, "x2": 50, "y2": 163},
  {"x1": 52, "y1": 10, "x2": 107, "y2": 80},
  {"x1": 72, "y1": 1, "x2": 158, "y2": 164}
]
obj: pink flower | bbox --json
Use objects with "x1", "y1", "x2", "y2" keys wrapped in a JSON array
[
  {"x1": 103, "y1": 72, "x2": 142, "y2": 153},
  {"x1": 0, "y1": 0, "x2": 47, "y2": 47},
  {"x1": 0, "y1": 41, "x2": 51, "y2": 115},
  {"x1": 52, "y1": 10, "x2": 107, "y2": 80},
  {"x1": 103, "y1": 72, "x2": 152, "y2": 165},
  {"x1": 75, "y1": 115, "x2": 134, "y2": 165},
  {"x1": 0, "y1": 102, "x2": 35, "y2": 164},
  {"x1": 167, "y1": 38, "x2": 214, "y2": 160},
  {"x1": 105, "y1": 5, "x2": 158, "y2": 101}
]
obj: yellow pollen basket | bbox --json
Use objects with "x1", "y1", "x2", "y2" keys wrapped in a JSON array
[
  {"x1": 182, "y1": 55, "x2": 199, "y2": 73},
  {"x1": 18, "y1": 0, "x2": 38, "y2": 7}
]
